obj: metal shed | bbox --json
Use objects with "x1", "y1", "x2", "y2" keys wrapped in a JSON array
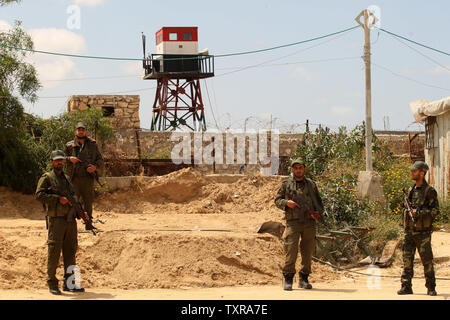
[{"x1": 410, "y1": 97, "x2": 450, "y2": 200}]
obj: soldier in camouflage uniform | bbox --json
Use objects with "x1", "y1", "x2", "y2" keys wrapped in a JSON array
[
  {"x1": 275, "y1": 158, "x2": 324, "y2": 291},
  {"x1": 398, "y1": 161, "x2": 439, "y2": 296},
  {"x1": 64, "y1": 122, "x2": 103, "y2": 230},
  {"x1": 35, "y1": 150, "x2": 85, "y2": 295}
]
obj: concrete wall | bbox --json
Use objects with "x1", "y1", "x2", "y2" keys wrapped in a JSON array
[
  {"x1": 99, "y1": 130, "x2": 425, "y2": 176},
  {"x1": 107, "y1": 129, "x2": 424, "y2": 159}
]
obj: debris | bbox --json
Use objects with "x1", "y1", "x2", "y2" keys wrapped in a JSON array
[
  {"x1": 359, "y1": 239, "x2": 400, "y2": 268},
  {"x1": 257, "y1": 221, "x2": 285, "y2": 239}
]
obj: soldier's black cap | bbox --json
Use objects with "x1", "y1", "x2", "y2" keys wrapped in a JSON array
[
  {"x1": 409, "y1": 161, "x2": 429, "y2": 172},
  {"x1": 50, "y1": 150, "x2": 65, "y2": 161},
  {"x1": 76, "y1": 122, "x2": 87, "y2": 129}
]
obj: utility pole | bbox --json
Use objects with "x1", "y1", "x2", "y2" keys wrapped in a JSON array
[
  {"x1": 355, "y1": 9, "x2": 378, "y2": 171},
  {"x1": 355, "y1": 9, "x2": 386, "y2": 206}
]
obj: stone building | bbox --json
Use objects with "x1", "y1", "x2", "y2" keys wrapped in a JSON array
[{"x1": 67, "y1": 95, "x2": 140, "y2": 129}]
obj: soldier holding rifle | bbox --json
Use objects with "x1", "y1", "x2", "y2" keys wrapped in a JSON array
[
  {"x1": 275, "y1": 158, "x2": 325, "y2": 291},
  {"x1": 398, "y1": 161, "x2": 439, "y2": 296},
  {"x1": 64, "y1": 122, "x2": 104, "y2": 230},
  {"x1": 35, "y1": 150, "x2": 87, "y2": 295}
]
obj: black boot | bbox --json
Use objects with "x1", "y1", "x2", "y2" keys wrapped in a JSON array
[
  {"x1": 49, "y1": 286, "x2": 62, "y2": 295},
  {"x1": 48, "y1": 280, "x2": 61, "y2": 295},
  {"x1": 426, "y1": 282, "x2": 437, "y2": 296},
  {"x1": 62, "y1": 283, "x2": 85, "y2": 292},
  {"x1": 299, "y1": 273, "x2": 312, "y2": 289},
  {"x1": 397, "y1": 283, "x2": 413, "y2": 295},
  {"x1": 427, "y1": 288, "x2": 437, "y2": 296},
  {"x1": 283, "y1": 274, "x2": 294, "y2": 291},
  {"x1": 426, "y1": 279, "x2": 437, "y2": 296}
]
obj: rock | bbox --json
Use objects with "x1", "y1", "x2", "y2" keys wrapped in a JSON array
[{"x1": 356, "y1": 170, "x2": 387, "y2": 205}]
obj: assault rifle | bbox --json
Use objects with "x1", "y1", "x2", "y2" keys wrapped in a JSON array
[
  {"x1": 45, "y1": 185, "x2": 98, "y2": 235},
  {"x1": 62, "y1": 189, "x2": 98, "y2": 235},
  {"x1": 286, "y1": 191, "x2": 330, "y2": 229},
  {"x1": 68, "y1": 156, "x2": 104, "y2": 187},
  {"x1": 402, "y1": 188, "x2": 416, "y2": 226}
]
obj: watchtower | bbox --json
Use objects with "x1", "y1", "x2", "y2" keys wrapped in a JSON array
[{"x1": 142, "y1": 27, "x2": 214, "y2": 131}]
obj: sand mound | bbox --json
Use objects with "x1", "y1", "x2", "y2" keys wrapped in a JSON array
[
  {"x1": 95, "y1": 168, "x2": 283, "y2": 215},
  {"x1": 0, "y1": 187, "x2": 44, "y2": 220},
  {"x1": 0, "y1": 233, "x2": 47, "y2": 289},
  {"x1": 0, "y1": 229, "x2": 341, "y2": 290}
]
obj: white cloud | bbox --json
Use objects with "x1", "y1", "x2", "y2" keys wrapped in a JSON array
[
  {"x1": 74, "y1": 0, "x2": 106, "y2": 7},
  {"x1": 121, "y1": 61, "x2": 143, "y2": 77},
  {"x1": 330, "y1": 106, "x2": 355, "y2": 116},
  {"x1": 0, "y1": 20, "x2": 11, "y2": 31},
  {"x1": 29, "y1": 28, "x2": 86, "y2": 54},
  {"x1": 27, "y1": 28, "x2": 86, "y2": 88},
  {"x1": 427, "y1": 66, "x2": 450, "y2": 76},
  {"x1": 1, "y1": 22, "x2": 86, "y2": 88},
  {"x1": 292, "y1": 66, "x2": 317, "y2": 81}
]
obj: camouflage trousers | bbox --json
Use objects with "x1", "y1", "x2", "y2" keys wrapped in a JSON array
[
  {"x1": 401, "y1": 230, "x2": 435, "y2": 288},
  {"x1": 282, "y1": 220, "x2": 316, "y2": 277},
  {"x1": 47, "y1": 216, "x2": 78, "y2": 288},
  {"x1": 72, "y1": 176, "x2": 94, "y2": 220}
]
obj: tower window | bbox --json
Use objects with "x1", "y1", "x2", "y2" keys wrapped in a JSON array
[
  {"x1": 183, "y1": 32, "x2": 192, "y2": 40},
  {"x1": 169, "y1": 33, "x2": 178, "y2": 41}
]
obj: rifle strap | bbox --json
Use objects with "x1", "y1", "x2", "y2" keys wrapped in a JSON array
[
  {"x1": 421, "y1": 185, "x2": 431, "y2": 207},
  {"x1": 305, "y1": 178, "x2": 320, "y2": 213}
]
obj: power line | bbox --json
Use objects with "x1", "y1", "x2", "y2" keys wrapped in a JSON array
[
  {"x1": 0, "y1": 86, "x2": 156, "y2": 100},
  {"x1": 42, "y1": 74, "x2": 141, "y2": 82},
  {"x1": 215, "y1": 26, "x2": 359, "y2": 57},
  {"x1": 0, "y1": 25, "x2": 359, "y2": 61},
  {"x1": 203, "y1": 79, "x2": 220, "y2": 130},
  {"x1": 215, "y1": 28, "x2": 359, "y2": 78},
  {"x1": 372, "y1": 62, "x2": 450, "y2": 92},
  {"x1": 383, "y1": 31, "x2": 450, "y2": 72},
  {"x1": 379, "y1": 28, "x2": 450, "y2": 56}
]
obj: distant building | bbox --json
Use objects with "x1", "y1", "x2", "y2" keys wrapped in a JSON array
[
  {"x1": 67, "y1": 95, "x2": 140, "y2": 130},
  {"x1": 410, "y1": 97, "x2": 450, "y2": 200}
]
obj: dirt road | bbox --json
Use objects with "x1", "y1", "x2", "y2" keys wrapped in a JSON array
[{"x1": 1, "y1": 278, "x2": 449, "y2": 300}]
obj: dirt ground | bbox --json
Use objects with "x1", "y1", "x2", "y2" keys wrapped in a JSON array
[{"x1": 0, "y1": 168, "x2": 449, "y2": 300}]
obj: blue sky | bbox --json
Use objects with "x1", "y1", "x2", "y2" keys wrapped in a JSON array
[{"x1": 1, "y1": 0, "x2": 449, "y2": 131}]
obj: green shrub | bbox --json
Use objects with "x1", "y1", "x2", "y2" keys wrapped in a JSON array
[
  {"x1": 380, "y1": 158, "x2": 412, "y2": 216},
  {"x1": 435, "y1": 197, "x2": 450, "y2": 225},
  {"x1": 1, "y1": 108, "x2": 114, "y2": 194},
  {"x1": 319, "y1": 175, "x2": 373, "y2": 228}
]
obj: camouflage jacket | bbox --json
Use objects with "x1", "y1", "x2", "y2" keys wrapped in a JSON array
[
  {"x1": 275, "y1": 175, "x2": 324, "y2": 222},
  {"x1": 404, "y1": 181, "x2": 440, "y2": 232},
  {"x1": 64, "y1": 136, "x2": 104, "y2": 181},
  {"x1": 35, "y1": 170, "x2": 74, "y2": 217}
]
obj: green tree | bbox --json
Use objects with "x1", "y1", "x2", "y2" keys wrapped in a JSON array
[
  {"x1": 0, "y1": 0, "x2": 21, "y2": 6},
  {"x1": 0, "y1": 21, "x2": 41, "y2": 193}
]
